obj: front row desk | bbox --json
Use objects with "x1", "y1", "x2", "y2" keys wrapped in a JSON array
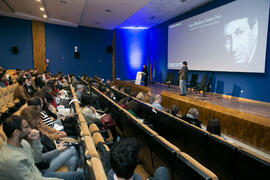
[{"x1": 87, "y1": 80, "x2": 270, "y2": 180}]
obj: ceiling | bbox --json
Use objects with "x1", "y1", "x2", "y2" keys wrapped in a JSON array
[{"x1": 0, "y1": 0, "x2": 213, "y2": 30}]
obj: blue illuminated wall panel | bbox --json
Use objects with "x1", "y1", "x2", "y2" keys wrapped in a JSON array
[{"x1": 115, "y1": 29, "x2": 149, "y2": 80}]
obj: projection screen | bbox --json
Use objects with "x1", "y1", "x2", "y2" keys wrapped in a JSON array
[{"x1": 168, "y1": 0, "x2": 270, "y2": 73}]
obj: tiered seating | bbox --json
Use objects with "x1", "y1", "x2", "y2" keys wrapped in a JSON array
[
  {"x1": 90, "y1": 85, "x2": 218, "y2": 180},
  {"x1": 92, "y1": 79, "x2": 270, "y2": 180},
  {"x1": 0, "y1": 83, "x2": 25, "y2": 123},
  {"x1": 68, "y1": 76, "x2": 107, "y2": 180}
]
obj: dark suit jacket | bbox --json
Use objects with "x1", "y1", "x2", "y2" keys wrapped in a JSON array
[
  {"x1": 181, "y1": 116, "x2": 202, "y2": 128},
  {"x1": 14, "y1": 85, "x2": 30, "y2": 101},
  {"x1": 143, "y1": 67, "x2": 148, "y2": 77},
  {"x1": 179, "y1": 66, "x2": 188, "y2": 80}
]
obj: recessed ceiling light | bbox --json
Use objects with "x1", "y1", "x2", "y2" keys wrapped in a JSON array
[
  {"x1": 40, "y1": 7, "x2": 44, "y2": 11},
  {"x1": 43, "y1": 14, "x2": 47, "y2": 18},
  {"x1": 36, "y1": 0, "x2": 41, "y2": 2}
]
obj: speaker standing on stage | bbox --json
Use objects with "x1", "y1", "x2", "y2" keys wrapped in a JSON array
[
  {"x1": 179, "y1": 61, "x2": 188, "y2": 96},
  {"x1": 142, "y1": 65, "x2": 148, "y2": 86}
]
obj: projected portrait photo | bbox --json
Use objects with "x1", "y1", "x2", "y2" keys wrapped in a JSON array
[{"x1": 224, "y1": 17, "x2": 258, "y2": 64}]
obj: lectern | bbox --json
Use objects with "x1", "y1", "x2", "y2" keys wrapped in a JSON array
[{"x1": 135, "y1": 71, "x2": 144, "y2": 85}]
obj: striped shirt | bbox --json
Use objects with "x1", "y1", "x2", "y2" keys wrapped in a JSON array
[{"x1": 40, "y1": 111, "x2": 54, "y2": 127}]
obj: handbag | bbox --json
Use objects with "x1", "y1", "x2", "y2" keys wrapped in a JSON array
[
  {"x1": 100, "y1": 114, "x2": 116, "y2": 130},
  {"x1": 40, "y1": 133, "x2": 56, "y2": 153}
]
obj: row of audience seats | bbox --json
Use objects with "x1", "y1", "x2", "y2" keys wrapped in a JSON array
[
  {"x1": 95, "y1": 79, "x2": 270, "y2": 180},
  {"x1": 68, "y1": 76, "x2": 108, "y2": 180},
  {"x1": 0, "y1": 83, "x2": 26, "y2": 123},
  {"x1": 90, "y1": 85, "x2": 218, "y2": 180}
]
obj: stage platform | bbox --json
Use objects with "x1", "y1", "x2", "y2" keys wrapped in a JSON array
[
  {"x1": 148, "y1": 82, "x2": 270, "y2": 119},
  {"x1": 114, "y1": 80, "x2": 270, "y2": 155}
]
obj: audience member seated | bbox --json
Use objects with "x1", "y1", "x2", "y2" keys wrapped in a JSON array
[
  {"x1": 20, "y1": 106, "x2": 83, "y2": 180},
  {"x1": 0, "y1": 73, "x2": 8, "y2": 87},
  {"x1": 25, "y1": 75, "x2": 36, "y2": 96},
  {"x1": 0, "y1": 115, "x2": 61, "y2": 180},
  {"x1": 126, "y1": 100, "x2": 140, "y2": 118},
  {"x1": 2, "y1": 69, "x2": 13, "y2": 85},
  {"x1": 89, "y1": 91, "x2": 101, "y2": 109},
  {"x1": 71, "y1": 75, "x2": 79, "y2": 87},
  {"x1": 108, "y1": 138, "x2": 169, "y2": 180},
  {"x1": 207, "y1": 118, "x2": 231, "y2": 142},
  {"x1": 104, "y1": 88, "x2": 111, "y2": 96},
  {"x1": 46, "y1": 80, "x2": 59, "y2": 108},
  {"x1": 21, "y1": 106, "x2": 66, "y2": 140},
  {"x1": 14, "y1": 76, "x2": 30, "y2": 101},
  {"x1": 105, "y1": 79, "x2": 111, "y2": 88},
  {"x1": 136, "y1": 92, "x2": 145, "y2": 101},
  {"x1": 118, "y1": 85, "x2": 125, "y2": 93},
  {"x1": 151, "y1": 95, "x2": 163, "y2": 111},
  {"x1": 168, "y1": 104, "x2": 181, "y2": 118},
  {"x1": 54, "y1": 74, "x2": 65, "y2": 90},
  {"x1": 117, "y1": 97, "x2": 130, "y2": 109},
  {"x1": 125, "y1": 87, "x2": 131, "y2": 95},
  {"x1": 34, "y1": 73, "x2": 45, "y2": 89},
  {"x1": 143, "y1": 91, "x2": 154, "y2": 104},
  {"x1": 75, "y1": 84, "x2": 84, "y2": 102},
  {"x1": 81, "y1": 94, "x2": 100, "y2": 125},
  {"x1": 28, "y1": 97, "x2": 64, "y2": 131},
  {"x1": 41, "y1": 91, "x2": 58, "y2": 119},
  {"x1": 181, "y1": 108, "x2": 202, "y2": 128}
]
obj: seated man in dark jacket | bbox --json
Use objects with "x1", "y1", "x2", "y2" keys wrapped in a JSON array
[{"x1": 108, "y1": 138, "x2": 169, "y2": 180}]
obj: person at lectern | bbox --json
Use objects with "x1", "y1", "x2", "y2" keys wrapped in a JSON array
[
  {"x1": 178, "y1": 61, "x2": 188, "y2": 96},
  {"x1": 142, "y1": 64, "x2": 148, "y2": 86}
]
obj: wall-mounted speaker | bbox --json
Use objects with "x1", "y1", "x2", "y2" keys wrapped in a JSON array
[
  {"x1": 11, "y1": 46, "x2": 18, "y2": 54},
  {"x1": 106, "y1": 46, "x2": 113, "y2": 53},
  {"x1": 74, "y1": 52, "x2": 80, "y2": 59}
]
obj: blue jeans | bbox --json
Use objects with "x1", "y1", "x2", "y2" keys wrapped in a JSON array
[
  {"x1": 151, "y1": 167, "x2": 169, "y2": 180},
  {"x1": 180, "y1": 80, "x2": 187, "y2": 95},
  {"x1": 44, "y1": 146, "x2": 79, "y2": 174},
  {"x1": 44, "y1": 170, "x2": 84, "y2": 180}
]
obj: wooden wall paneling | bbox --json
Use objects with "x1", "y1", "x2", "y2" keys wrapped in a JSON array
[{"x1": 32, "y1": 21, "x2": 46, "y2": 73}]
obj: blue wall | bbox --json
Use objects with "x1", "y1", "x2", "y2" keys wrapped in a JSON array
[
  {"x1": 0, "y1": 16, "x2": 33, "y2": 69},
  {"x1": 45, "y1": 24, "x2": 113, "y2": 80},
  {"x1": 115, "y1": 29, "x2": 149, "y2": 80},
  {"x1": 147, "y1": 0, "x2": 270, "y2": 103},
  {"x1": 0, "y1": 16, "x2": 113, "y2": 80}
]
